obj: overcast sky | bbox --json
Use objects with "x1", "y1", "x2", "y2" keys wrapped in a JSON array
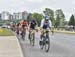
[{"x1": 0, "y1": 0, "x2": 75, "y2": 21}]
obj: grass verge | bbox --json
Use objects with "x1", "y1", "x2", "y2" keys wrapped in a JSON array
[
  {"x1": 0, "y1": 28, "x2": 14, "y2": 36},
  {"x1": 54, "y1": 30, "x2": 75, "y2": 34}
]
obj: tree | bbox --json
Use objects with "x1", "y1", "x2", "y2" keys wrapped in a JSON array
[
  {"x1": 55, "y1": 15, "x2": 60, "y2": 28},
  {"x1": 27, "y1": 13, "x2": 33, "y2": 23},
  {"x1": 68, "y1": 14, "x2": 75, "y2": 29},
  {"x1": 43, "y1": 8, "x2": 55, "y2": 26},
  {"x1": 55, "y1": 9, "x2": 65, "y2": 27}
]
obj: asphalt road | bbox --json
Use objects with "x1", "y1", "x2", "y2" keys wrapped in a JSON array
[{"x1": 17, "y1": 31, "x2": 75, "y2": 57}]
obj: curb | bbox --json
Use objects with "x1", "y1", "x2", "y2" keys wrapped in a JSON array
[{"x1": 15, "y1": 36, "x2": 24, "y2": 57}]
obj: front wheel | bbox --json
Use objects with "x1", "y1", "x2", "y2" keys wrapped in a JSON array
[
  {"x1": 45, "y1": 37, "x2": 50, "y2": 52},
  {"x1": 39, "y1": 36, "x2": 44, "y2": 50},
  {"x1": 29, "y1": 32, "x2": 35, "y2": 46},
  {"x1": 29, "y1": 33, "x2": 31, "y2": 44}
]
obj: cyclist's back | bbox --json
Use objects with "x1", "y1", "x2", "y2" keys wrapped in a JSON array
[
  {"x1": 21, "y1": 20, "x2": 28, "y2": 29},
  {"x1": 29, "y1": 19, "x2": 37, "y2": 29}
]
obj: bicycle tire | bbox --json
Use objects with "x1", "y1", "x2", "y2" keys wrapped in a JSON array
[
  {"x1": 32, "y1": 33, "x2": 35, "y2": 46},
  {"x1": 29, "y1": 32, "x2": 34, "y2": 46},
  {"x1": 21, "y1": 31, "x2": 26, "y2": 40},
  {"x1": 45, "y1": 37, "x2": 50, "y2": 52},
  {"x1": 40, "y1": 36, "x2": 44, "y2": 50}
]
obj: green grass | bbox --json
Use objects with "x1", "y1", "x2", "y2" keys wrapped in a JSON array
[
  {"x1": 0, "y1": 28, "x2": 14, "y2": 36},
  {"x1": 54, "y1": 30, "x2": 75, "y2": 35}
]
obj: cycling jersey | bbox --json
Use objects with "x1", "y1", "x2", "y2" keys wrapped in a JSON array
[
  {"x1": 30, "y1": 19, "x2": 37, "y2": 29},
  {"x1": 40, "y1": 19, "x2": 52, "y2": 29},
  {"x1": 22, "y1": 21, "x2": 28, "y2": 26},
  {"x1": 21, "y1": 20, "x2": 28, "y2": 28}
]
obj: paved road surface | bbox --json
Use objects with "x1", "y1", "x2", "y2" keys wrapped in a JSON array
[
  {"x1": 0, "y1": 36, "x2": 23, "y2": 57},
  {"x1": 17, "y1": 31, "x2": 75, "y2": 57}
]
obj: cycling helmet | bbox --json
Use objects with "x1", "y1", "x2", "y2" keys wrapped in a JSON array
[
  {"x1": 32, "y1": 19, "x2": 36, "y2": 22},
  {"x1": 44, "y1": 15, "x2": 49, "y2": 20},
  {"x1": 23, "y1": 19, "x2": 26, "y2": 22}
]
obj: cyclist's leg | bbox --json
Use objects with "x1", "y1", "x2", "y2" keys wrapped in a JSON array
[
  {"x1": 28, "y1": 28, "x2": 32, "y2": 44},
  {"x1": 39, "y1": 29, "x2": 44, "y2": 46},
  {"x1": 31, "y1": 29, "x2": 35, "y2": 46},
  {"x1": 40, "y1": 28, "x2": 44, "y2": 40},
  {"x1": 28, "y1": 29, "x2": 31, "y2": 39},
  {"x1": 21, "y1": 25, "x2": 25, "y2": 40},
  {"x1": 32, "y1": 29, "x2": 35, "y2": 39}
]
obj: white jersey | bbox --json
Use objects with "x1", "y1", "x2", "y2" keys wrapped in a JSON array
[{"x1": 40, "y1": 19, "x2": 52, "y2": 28}]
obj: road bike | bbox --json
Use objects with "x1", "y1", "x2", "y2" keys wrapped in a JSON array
[
  {"x1": 29, "y1": 30, "x2": 35, "y2": 46},
  {"x1": 21, "y1": 28, "x2": 26, "y2": 41},
  {"x1": 39, "y1": 29, "x2": 50, "y2": 52}
]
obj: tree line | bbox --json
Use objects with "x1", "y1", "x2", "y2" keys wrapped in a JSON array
[{"x1": 27, "y1": 8, "x2": 75, "y2": 29}]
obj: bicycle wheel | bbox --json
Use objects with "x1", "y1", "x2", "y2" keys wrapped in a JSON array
[
  {"x1": 21, "y1": 31, "x2": 26, "y2": 40},
  {"x1": 45, "y1": 37, "x2": 50, "y2": 52},
  {"x1": 29, "y1": 32, "x2": 34, "y2": 46},
  {"x1": 31, "y1": 33, "x2": 35, "y2": 46},
  {"x1": 40, "y1": 36, "x2": 45, "y2": 50},
  {"x1": 29, "y1": 33, "x2": 31, "y2": 44}
]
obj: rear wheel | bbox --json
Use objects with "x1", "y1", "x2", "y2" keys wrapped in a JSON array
[{"x1": 21, "y1": 31, "x2": 26, "y2": 41}]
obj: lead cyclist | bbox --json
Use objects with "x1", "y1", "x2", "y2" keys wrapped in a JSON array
[{"x1": 40, "y1": 15, "x2": 52, "y2": 40}]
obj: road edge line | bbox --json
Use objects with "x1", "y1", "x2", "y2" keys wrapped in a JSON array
[{"x1": 15, "y1": 36, "x2": 24, "y2": 57}]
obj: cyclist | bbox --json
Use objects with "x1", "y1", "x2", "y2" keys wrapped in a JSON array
[
  {"x1": 12, "y1": 23, "x2": 16, "y2": 31},
  {"x1": 16, "y1": 22, "x2": 20, "y2": 35},
  {"x1": 28, "y1": 19, "x2": 38, "y2": 46},
  {"x1": 21, "y1": 20, "x2": 28, "y2": 29},
  {"x1": 40, "y1": 15, "x2": 52, "y2": 40},
  {"x1": 20, "y1": 20, "x2": 28, "y2": 40}
]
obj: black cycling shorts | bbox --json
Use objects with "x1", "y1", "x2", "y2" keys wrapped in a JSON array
[{"x1": 30, "y1": 25, "x2": 36, "y2": 30}]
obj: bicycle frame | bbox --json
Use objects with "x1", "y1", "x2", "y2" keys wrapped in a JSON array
[
  {"x1": 42, "y1": 30, "x2": 49, "y2": 44},
  {"x1": 40, "y1": 30, "x2": 50, "y2": 52}
]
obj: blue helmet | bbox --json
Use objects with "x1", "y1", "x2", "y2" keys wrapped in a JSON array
[{"x1": 44, "y1": 15, "x2": 49, "y2": 20}]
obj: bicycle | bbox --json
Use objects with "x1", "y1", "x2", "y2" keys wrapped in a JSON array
[
  {"x1": 29, "y1": 30, "x2": 35, "y2": 46},
  {"x1": 21, "y1": 28, "x2": 26, "y2": 41},
  {"x1": 39, "y1": 29, "x2": 50, "y2": 52}
]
